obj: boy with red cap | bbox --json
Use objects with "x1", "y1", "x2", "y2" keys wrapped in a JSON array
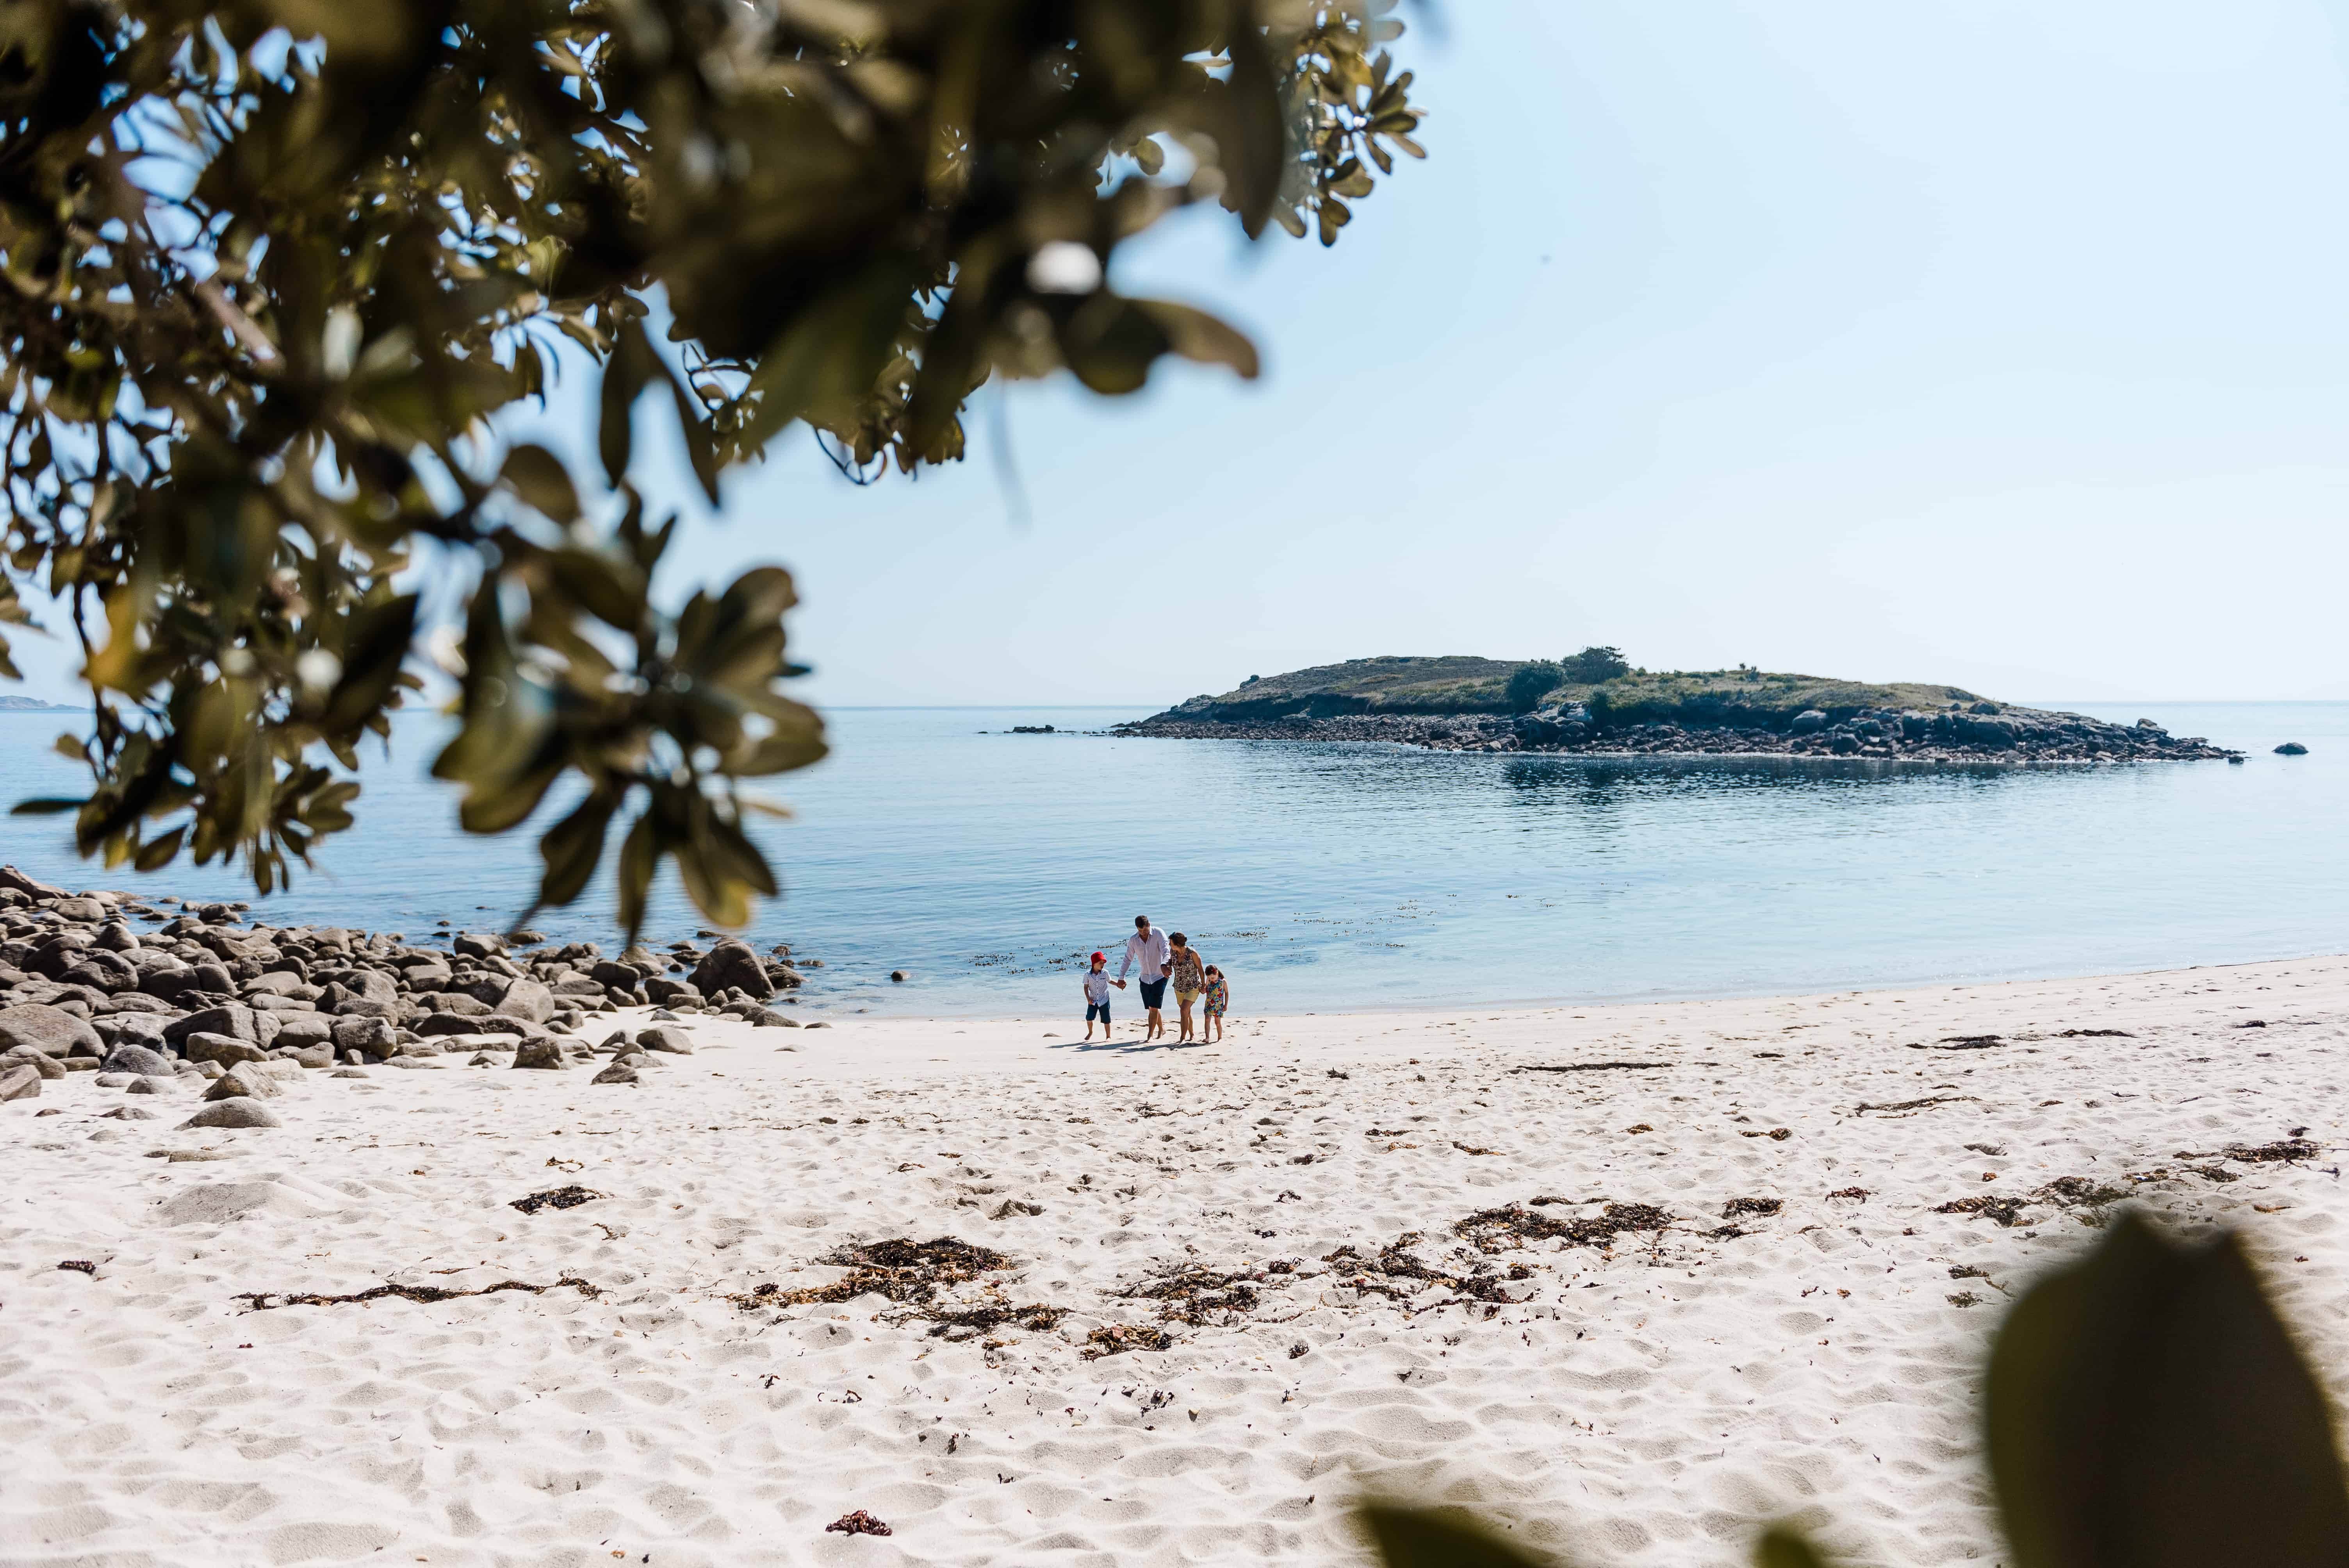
[{"x1": 1081, "y1": 951, "x2": 1116, "y2": 1041}]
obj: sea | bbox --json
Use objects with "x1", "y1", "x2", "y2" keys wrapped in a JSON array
[{"x1": 0, "y1": 702, "x2": 2344, "y2": 1019}]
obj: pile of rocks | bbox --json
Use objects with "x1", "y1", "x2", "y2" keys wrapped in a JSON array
[
  {"x1": 0, "y1": 865, "x2": 809, "y2": 1116},
  {"x1": 1117, "y1": 705, "x2": 2240, "y2": 764}
]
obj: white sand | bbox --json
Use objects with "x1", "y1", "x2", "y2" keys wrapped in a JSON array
[{"x1": 5, "y1": 957, "x2": 2348, "y2": 1568}]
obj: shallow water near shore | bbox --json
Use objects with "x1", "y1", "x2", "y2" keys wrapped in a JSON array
[{"x1": 0, "y1": 701, "x2": 2344, "y2": 1016}]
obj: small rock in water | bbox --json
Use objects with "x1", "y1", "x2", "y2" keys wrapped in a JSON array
[
  {"x1": 2276, "y1": 741, "x2": 2310, "y2": 755},
  {"x1": 889, "y1": 970, "x2": 907, "y2": 983}
]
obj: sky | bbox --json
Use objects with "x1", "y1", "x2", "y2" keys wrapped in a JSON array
[{"x1": 15, "y1": 0, "x2": 2349, "y2": 708}]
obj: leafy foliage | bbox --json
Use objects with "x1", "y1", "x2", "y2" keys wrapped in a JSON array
[
  {"x1": 1559, "y1": 645, "x2": 1629, "y2": 683},
  {"x1": 0, "y1": 0, "x2": 1426, "y2": 933},
  {"x1": 1362, "y1": 1212, "x2": 2349, "y2": 1568},
  {"x1": 1502, "y1": 660, "x2": 1562, "y2": 713}
]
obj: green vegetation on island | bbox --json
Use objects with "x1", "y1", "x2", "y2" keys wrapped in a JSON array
[{"x1": 1157, "y1": 653, "x2": 1988, "y2": 727}]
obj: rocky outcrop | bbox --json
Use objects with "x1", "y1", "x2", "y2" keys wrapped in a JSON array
[
  {"x1": 1119, "y1": 701, "x2": 2238, "y2": 763},
  {"x1": 0, "y1": 869, "x2": 825, "y2": 1078}
]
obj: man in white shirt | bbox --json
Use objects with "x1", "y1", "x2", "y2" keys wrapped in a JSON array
[{"x1": 1117, "y1": 914, "x2": 1173, "y2": 1041}]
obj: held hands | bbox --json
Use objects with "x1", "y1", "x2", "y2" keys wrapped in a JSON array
[{"x1": 1114, "y1": 980, "x2": 1128, "y2": 989}]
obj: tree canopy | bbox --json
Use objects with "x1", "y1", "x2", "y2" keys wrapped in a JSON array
[{"x1": 0, "y1": 0, "x2": 1424, "y2": 934}]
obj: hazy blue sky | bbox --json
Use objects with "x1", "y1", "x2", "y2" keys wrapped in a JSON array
[
  {"x1": 743, "y1": 0, "x2": 2349, "y2": 706},
  {"x1": 15, "y1": 0, "x2": 2348, "y2": 708}
]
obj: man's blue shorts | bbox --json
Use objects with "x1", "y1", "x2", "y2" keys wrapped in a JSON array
[
  {"x1": 1086, "y1": 1002, "x2": 1111, "y2": 1023},
  {"x1": 1139, "y1": 978, "x2": 1168, "y2": 1009}
]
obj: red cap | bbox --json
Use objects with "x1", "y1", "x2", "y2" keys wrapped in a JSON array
[{"x1": 1090, "y1": 951, "x2": 1105, "y2": 962}]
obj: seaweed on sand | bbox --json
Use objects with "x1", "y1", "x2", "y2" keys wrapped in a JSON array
[
  {"x1": 729, "y1": 1237, "x2": 1011, "y2": 1309},
  {"x1": 1116, "y1": 1260, "x2": 1299, "y2": 1326},
  {"x1": 1720, "y1": 1197, "x2": 1783, "y2": 1220},
  {"x1": 730, "y1": 1237, "x2": 1064, "y2": 1340},
  {"x1": 920, "y1": 1302, "x2": 1068, "y2": 1341},
  {"x1": 1324, "y1": 1235, "x2": 1515, "y2": 1306},
  {"x1": 2220, "y1": 1139, "x2": 2322, "y2": 1164},
  {"x1": 237, "y1": 1277, "x2": 601, "y2": 1310},
  {"x1": 1081, "y1": 1324, "x2": 1174, "y2": 1359},
  {"x1": 510, "y1": 1185, "x2": 603, "y2": 1214},
  {"x1": 1452, "y1": 1202, "x2": 1674, "y2": 1254},
  {"x1": 1934, "y1": 1195, "x2": 2029, "y2": 1227},
  {"x1": 1854, "y1": 1095, "x2": 1973, "y2": 1115}
]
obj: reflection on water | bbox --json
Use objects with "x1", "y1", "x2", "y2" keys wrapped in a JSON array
[{"x1": 0, "y1": 702, "x2": 2344, "y2": 1016}]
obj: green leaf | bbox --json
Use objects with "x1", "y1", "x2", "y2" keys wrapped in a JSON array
[
  {"x1": 134, "y1": 825, "x2": 186, "y2": 871},
  {"x1": 1132, "y1": 300, "x2": 1260, "y2": 380},
  {"x1": 1358, "y1": 1505, "x2": 1552, "y2": 1568},
  {"x1": 320, "y1": 593, "x2": 421, "y2": 736},
  {"x1": 537, "y1": 788, "x2": 619, "y2": 910},
  {"x1": 599, "y1": 319, "x2": 657, "y2": 488},
  {"x1": 1753, "y1": 1526, "x2": 1830, "y2": 1568},
  {"x1": 1985, "y1": 1210, "x2": 2349, "y2": 1568},
  {"x1": 613, "y1": 809, "x2": 659, "y2": 943},
  {"x1": 668, "y1": 369, "x2": 722, "y2": 508},
  {"x1": 500, "y1": 444, "x2": 581, "y2": 524}
]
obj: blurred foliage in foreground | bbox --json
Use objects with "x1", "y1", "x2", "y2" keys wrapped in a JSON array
[
  {"x1": 0, "y1": 0, "x2": 1425, "y2": 932},
  {"x1": 1361, "y1": 1212, "x2": 2349, "y2": 1568}
]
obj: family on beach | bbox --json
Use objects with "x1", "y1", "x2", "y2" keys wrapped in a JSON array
[{"x1": 1082, "y1": 914, "x2": 1227, "y2": 1046}]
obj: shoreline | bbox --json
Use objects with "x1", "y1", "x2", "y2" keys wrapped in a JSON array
[
  {"x1": 7, "y1": 946, "x2": 2347, "y2": 1564},
  {"x1": 1110, "y1": 713, "x2": 2242, "y2": 764}
]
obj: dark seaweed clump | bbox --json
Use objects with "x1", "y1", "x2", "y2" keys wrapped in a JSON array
[
  {"x1": 1720, "y1": 1197, "x2": 1782, "y2": 1220},
  {"x1": 1081, "y1": 1324, "x2": 1174, "y2": 1359},
  {"x1": 237, "y1": 1276, "x2": 601, "y2": 1310},
  {"x1": 731, "y1": 1237, "x2": 1011, "y2": 1309},
  {"x1": 510, "y1": 1186, "x2": 604, "y2": 1214},
  {"x1": 1934, "y1": 1195, "x2": 2028, "y2": 1227},
  {"x1": 1454, "y1": 1202, "x2": 1672, "y2": 1254},
  {"x1": 1116, "y1": 1262, "x2": 1297, "y2": 1326},
  {"x1": 2222, "y1": 1139, "x2": 2321, "y2": 1164}
]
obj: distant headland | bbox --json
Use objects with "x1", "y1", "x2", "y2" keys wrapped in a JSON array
[
  {"x1": 1116, "y1": 654, "x2": 2240, "y2": 763},
  {"x1": 0, "y1": 695, "x2": 83, "y2": 713}
]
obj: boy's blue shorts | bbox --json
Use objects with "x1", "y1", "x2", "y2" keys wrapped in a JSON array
[{"x1": 1086, "y1": 1002, "x2": 1111, "y2": 1023}]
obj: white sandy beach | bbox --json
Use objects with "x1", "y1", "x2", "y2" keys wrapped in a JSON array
[{"x1": 5, "y1": 956, "x2": 2347, "y2": 1568}]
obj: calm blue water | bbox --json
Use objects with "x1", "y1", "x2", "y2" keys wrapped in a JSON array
[{"x1": 0, "y1": 702, "x2": 2343, "y2": 1017}]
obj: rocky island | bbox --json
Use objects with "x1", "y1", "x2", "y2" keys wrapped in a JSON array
[{"x1": 1118, "y1": 656, "x2": 2240, "y2": 763}]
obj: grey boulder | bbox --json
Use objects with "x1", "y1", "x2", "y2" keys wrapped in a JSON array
[
  {"x1": 0, "y1": 1003, "x2": 103, "y2": 1058},
  {"x1": 164, "y1": 1003, "x2": 257, "y2": 1048},
  {"x1": 0, "y1": 1064, "x2": 40, "y2": 1101},
  {"x1": 101, "y1": 1044, "x2": 179, "y2": 1078},
  {"x1": 185, "y1": 1032, "x2": 268, "y2": 1067},
  {"x1": 180, "y1": 1099, "x2": 283, "y2": 1129},
  {"x1": 636, "y1": 1025, "x2": 693, "y2": 1055},
  {"x1": 0, "y1": 1045, "x2": 66, "y2": 1080},
  {"x1": 203, "y1": 1062, "x2": 283, "y2": 1101},
  {"x1": 689, "y1": 938, "x2": 772, "y2": 1000},
  {"x1": 494, "y1": 978, "x2": 555, "y2": 1024},
  {"x1": 510, "y1": 1037, "x2": 567, "y2": 1070}
]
